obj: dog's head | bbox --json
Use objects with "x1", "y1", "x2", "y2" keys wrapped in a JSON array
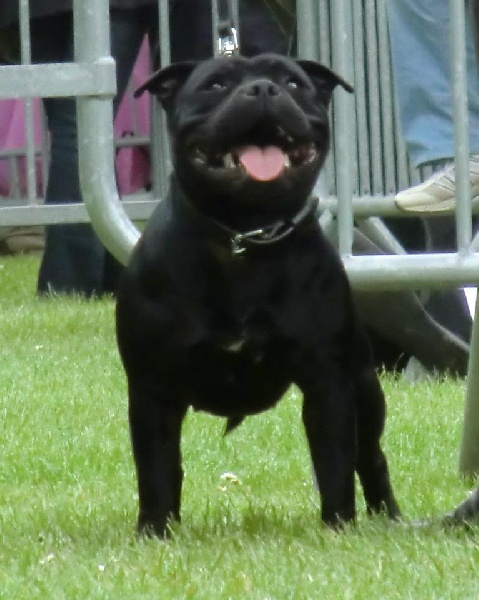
[{"x1": 136, "y1": 54, "x2": 352, "y2": 224}]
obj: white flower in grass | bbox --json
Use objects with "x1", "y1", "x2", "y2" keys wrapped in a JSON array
[
  {"x1": 218, "y1": 472, "x2": 241, "y2": 490},
  {"x1": 220, "y1": 471, "x2": 240, "y2": 483},
  {"x1": 39, "y1": 552, "x2": 55, "y2": 564}
]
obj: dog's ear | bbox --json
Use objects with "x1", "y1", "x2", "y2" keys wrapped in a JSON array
[
  {"x1": 296, "y1": 60, "x2": 354, "y2": 107},
  {"x1": 134, "y1": 61, "x2": 198, "y2": 109}
]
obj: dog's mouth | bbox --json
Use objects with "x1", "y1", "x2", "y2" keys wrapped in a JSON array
[{"x1": 188, "y1": 127, "x2": 320, "y2": 182}]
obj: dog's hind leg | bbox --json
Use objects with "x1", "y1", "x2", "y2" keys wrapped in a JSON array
[
  {"x1": 128, "y1": 379, "x2": 188, "y2": 537},
  {"x1": 352, "y1": 349, "x2": 401, "y2": 519}
]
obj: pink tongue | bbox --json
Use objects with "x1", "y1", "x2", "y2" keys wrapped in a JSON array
[{"x1": 237, "y1": 146, "x2": 286, "y2": 181}]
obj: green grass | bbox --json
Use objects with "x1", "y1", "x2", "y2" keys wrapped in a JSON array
[{"x1": 1, "y1": 255, "x2": 479, "y2": 599}]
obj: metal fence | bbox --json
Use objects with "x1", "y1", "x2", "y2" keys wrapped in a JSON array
[
  {"x1": 0, "y1": 0, "x2": 155, "y2": 230},
  {"x1": 0, "y1": 0, "x2": 426, "y2": 236},
  {"x1": 1, "y1": 0, "x2": 479, "y2": 474}
]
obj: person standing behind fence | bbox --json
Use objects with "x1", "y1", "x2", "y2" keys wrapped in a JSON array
[
  {"x1": 385, "y1": 0, "x2": 479, "y2": 343},
  {"x1": 386, "y1": 0, "x2": 479, "y2": 525},
  {"x1": 386, "y1": 0, "x2": 479, "y2": 214},
  {"x1": 0, "y1": 0, "x2": 290, "y2": 297}
]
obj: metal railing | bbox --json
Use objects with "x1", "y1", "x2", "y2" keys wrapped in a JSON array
[{"x1": 0, "y1": 0, "x2": 157, "y2": 229}]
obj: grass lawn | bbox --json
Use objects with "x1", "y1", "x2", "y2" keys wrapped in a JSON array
[{"x1": 1, "y1": 254, "x2": 479, "y2": 599}]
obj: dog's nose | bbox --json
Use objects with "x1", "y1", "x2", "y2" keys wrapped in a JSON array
[{"x1": 244, "y1": 79, "x2": 280, "y2": 98}]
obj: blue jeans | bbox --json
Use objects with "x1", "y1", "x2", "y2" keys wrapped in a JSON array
[
  {"x1": 31, "y1": 2, "x2": 288, "y2": 296},
  {"x1": 386, "y1": 0, "x2": 479, "y2": 168}
]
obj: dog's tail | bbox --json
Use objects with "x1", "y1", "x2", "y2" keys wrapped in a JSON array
[{"x1": 224, "y1": 416, "x2": 245, "y2": 436}]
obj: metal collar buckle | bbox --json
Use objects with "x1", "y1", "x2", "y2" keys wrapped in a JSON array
[
  {"x1": 231, "y1": 228, "x2": 266, "y2": 255},
  {"x1": 228, "y1": 197, "x2": 318, "y2": 256}
]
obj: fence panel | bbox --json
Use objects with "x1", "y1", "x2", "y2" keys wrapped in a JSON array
[{"x1": 1, "y1": 0, "x2": 479, "y2": 473}]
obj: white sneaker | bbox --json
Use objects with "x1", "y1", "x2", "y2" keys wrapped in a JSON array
[{"x1": 395, "y1": 154, "x2": 479, "y2": 213}]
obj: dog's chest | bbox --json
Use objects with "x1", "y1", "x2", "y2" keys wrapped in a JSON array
[
  {"x1": 184, "y1": 305, "x2": 291, "y2": 416},
  {"x1": 208, "y1": 306, "x2": 275, "y2": 361}
]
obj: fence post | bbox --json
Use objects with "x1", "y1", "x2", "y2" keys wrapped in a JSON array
[
  {"x1": 74, "y1": 0, "x2": 139, "y2": 265},
  {"x1": 459, "y1": 0, "x2": 479, "y2": 476}
]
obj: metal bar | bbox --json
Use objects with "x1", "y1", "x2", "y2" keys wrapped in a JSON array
[
  {"x1": 460, "y1": 291, "x2": 479, "y2": 475},
  {"x1": 365, "y1": 0, "x2": 383, "y2": 195},
  {"x1": 352, "y1": 0, "x2": 371, "y2": 196},
  {"x1": 0, "y1": 63, "x2": 117, "y2": 99},
  {"x1": 331, "y1": 0, "x2": 354, "y2": 256},
  {"x1": 459, "y1": 0, "x2": 479, "y2": 475},
  {"x1": 344, "y1": 252, "x2": 479, "y2": 290},
  {"x1": 394, "y1": 102, "x2": 416, "y2": 192},
  {"x1": 474, "y1": 0, "x2": 479, "y2": 66},
  {"x1": 316, "y1": 0, "x2": 334, "y2": 192},
  {"x1": 211, "y1": 0, "x2": 220, "y2": 56},
  {"x1": 316, "y1": 193, "x2": 479, "y2": 218},
  {"x1": 150, "y1": 0, "x2": 171, "y2": 200},
  {"x1": 0, "y1": 199, "x2": 158, "y2": 226},
  {"x1": 357, "y1": 217, "x2": 407, "y2": 254},
  {"x1": 297, "y1": 0, "x2": 317, "y2": 59},
  {"x1": 317, "y1": 0, "x2": 330, "y2": 64},
  {"x1": 158, "y1": 0, "x2": 171, "y2": 65},
  {"x1": 4, "y1": 191, "x2": 479, "y2": 221},
  {"x1": 74, "y1": 0, "x2": 139, "y2": 265},
  {"x1": 23, "y1": 97, "x2": 36, "y2": 204},
  {"x1": 376, "y1": 0, "x2": 396, "y2": 195},
  {"x1": 40, "y1": 108, "x2": 49, "y2": 197},
  {"x1": 18, "y1": 0, "x2": 37, "y2": 205},
  {"x1": 450, "y1": 0, "x2": 472, "y2": 250}
]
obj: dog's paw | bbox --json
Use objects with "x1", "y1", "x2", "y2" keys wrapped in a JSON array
[{"x1": 137, "y1": 513, "x2": 178, "y2": 540}]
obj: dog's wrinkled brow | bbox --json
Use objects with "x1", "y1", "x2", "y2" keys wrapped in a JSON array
[{"x1": 195, "y1": 55, "x2": 298, "y2": 82}]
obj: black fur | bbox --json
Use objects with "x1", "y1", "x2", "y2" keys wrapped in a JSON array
[{"x1": 117, "y1": 54, "x2": 400, "y2": 536}]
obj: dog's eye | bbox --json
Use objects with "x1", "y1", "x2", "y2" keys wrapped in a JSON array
[
  {"x1": 285, "y1": 78, "x2": 301, "y2": 90},
  {"x1": 206, "y1": 80, "x2": 226, "y2": 91}
]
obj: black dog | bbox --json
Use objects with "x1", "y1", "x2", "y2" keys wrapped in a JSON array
[{"x1": 116, "y1": 53, "x2": 400, "y2": 536}]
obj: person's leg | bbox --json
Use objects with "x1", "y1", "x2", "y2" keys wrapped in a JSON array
[
  {"x1": 31, "y1": 11, "x2": 149, "y2": 296},
  {"x1": 387, "y1": 0, "x2": 479, "y2": 168},
  {"x1": 170, "y1": 0, "x2": 211, "y2": 61},
  {"x1": 388, "y1": 0, "x2": 479, "y2": 212},
  {"x1": 239, "y1": 0, "x2": 290, "y2": 56},
  {"x1": 30, "y1": 15, "x2": 105, "y2": 295},
  {"x1": 385, "y1": 0, "x2": 475, "y2": 345}
]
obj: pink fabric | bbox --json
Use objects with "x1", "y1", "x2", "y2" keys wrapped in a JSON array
[
  {"x1": 0, "y1": 37, "x2": 152, "y2": 197},
  {"x1": 0, "y1": 98, "x2": 44, "y2": 195},
  {"x1": 114, "y1": 38, "x2": 152, "y2": 195}
]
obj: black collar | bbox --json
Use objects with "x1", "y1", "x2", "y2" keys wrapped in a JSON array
[{"x1": 175, "y1": 189, "x2": 318, "y2": 256}]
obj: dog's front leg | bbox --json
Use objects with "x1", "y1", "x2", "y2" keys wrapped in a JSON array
[
  {"x1": 128, "y1": 379, "x2": 187, "y2": 537},
  {"x1": 302, "y1": 375, "x2": 357, "y2": 527}
]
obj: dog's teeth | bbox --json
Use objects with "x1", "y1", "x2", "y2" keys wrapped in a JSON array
[
  {"x1": 307, "y1": 143, "x2": 317, "y2": 161},
  {"x1": 284, "y1": 155, "x2": 291, "y2": 168},
  {"x1": 277, "y1": 126, "x2": 294, "y2": 145},
  {"x1": 223, "y1": 153, "x2": 236, "y2": 169}
]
